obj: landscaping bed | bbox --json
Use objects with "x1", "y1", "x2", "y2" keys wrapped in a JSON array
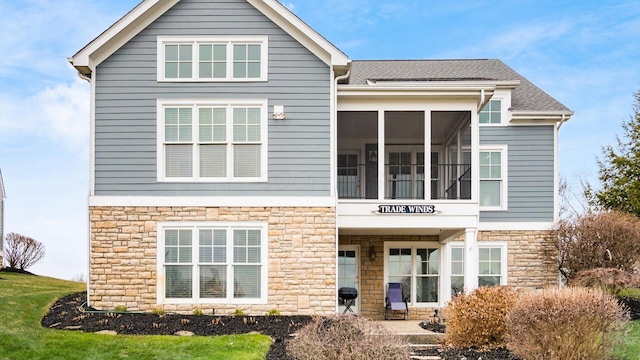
[
  {"x1": 44, "y1": 292, "x2": 523, "y2": 359},
  {"x1": 41, "y1": 292, "x2": 311, "y2": 360}
]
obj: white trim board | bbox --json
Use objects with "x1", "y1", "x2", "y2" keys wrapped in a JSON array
[
  {"x1": 477, "y1": 222, "x2": 554, "y2": 231},
  {"x1": 88, "y1": 196, "x2": 336, "y2": 208}
]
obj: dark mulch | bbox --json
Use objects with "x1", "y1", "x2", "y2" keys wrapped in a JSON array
[
  {"x1": 42, "y1": 292, "x2": 523, "y2": 359},
  {"x1": 414, "y1": 346, "x2": 520, "y2": 360},
  {"x1": 41, "y1": 292, "x2": 312, "y2": 360},
  {"x1": 0, "y1": 267, "x2": 36, "y2": 275},
  {"x1": 620, "y1": 297, "x2": 640, "y2": 320},
  {"x1": 419, "y1": 320, "x2": 446, "y2": 333}
]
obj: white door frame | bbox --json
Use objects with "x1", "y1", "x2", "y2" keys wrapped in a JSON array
[{"x1": 337, "y1": 245, "x2": 361, "y2": 314}]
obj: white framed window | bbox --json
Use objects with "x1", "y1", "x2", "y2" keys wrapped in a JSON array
[
  {"x1": 157, "y1": 36, "x2": 268, "y2": 82},
  {"x1": 478, "y1": 242, "x2": 508, "y2": 287},
  {"x1": 479, "y1": 99, "x2": 501, "y2": 124},
  {"x1": 384, "y1": 242, "x2": 441, "y2": 306},
  {"x1": 479, "y1": 145, "x2": 508, "y2": 210},
  {"x1": 157, "y1": 99, "x2": 268, "y2": 182},
  {"x1": 450, "y1": 246, "x2": 464, "y2": 297},
  {"x1": 157, "y1": 222, "x2": 268, "y2": 305}
]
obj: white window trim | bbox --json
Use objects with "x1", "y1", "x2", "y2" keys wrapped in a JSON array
[
  {"x1": 479, "y1": 144, "x2": 508, "y2": 211},
  {"x1": 157, "y1": 36, "x2": 268, "y2": 82},
  {"x1": 383, "y1": 241, "x2": 442, "y2": 307},
  {"x1": 156, "y1": 221, "x2": 269, "y2": 305},
  {"x1": 442, "y1": 242, "x2": 465, "y2": 304},
  {"x1": 477, "y1": 242, "x2": 508, "y2": 286},
  {"x1": 479, "y1": 91, "x2": 511, "y2": 126},
  {"x1": 157, "y1": 98, "x2": 269, "y2": 183}
]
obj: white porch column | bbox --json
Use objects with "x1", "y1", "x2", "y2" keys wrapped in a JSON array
[
  {"x1": 377, "y1": 110, "x2": 385, "y2": 200},
  {"x1": 464, "y1": 227, "x2": 478, "y2": 291}
]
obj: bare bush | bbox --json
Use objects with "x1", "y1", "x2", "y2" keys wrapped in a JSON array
[
  {"x1": 4, "y1": 232, "x2": 45, "y2": 270},
  {"x1": 570, "y1": 268, "x2": 640, "y2": 295},
  {"x1": 554, "y1": 211, "x2": 640, "y2": 281},
  {"x1": 445, "y1": 286, "x2": 519, "y2": 349},
  {"x1": 286, "y1": 315, "x2": 409, "y2": 360},
  {"x1": 506, "y1": 287, "x2": 629, "y2": 360}
]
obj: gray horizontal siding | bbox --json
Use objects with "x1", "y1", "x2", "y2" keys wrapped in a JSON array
[
  {"x1": 94, "y1": 0, "x2": 331, "y2": 197},
  {"x1": 479, "y1": 125, "x2": 555, "y2": 222}
]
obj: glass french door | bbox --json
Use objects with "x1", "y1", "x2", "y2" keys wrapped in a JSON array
[{"x1": 337, "y1": 245, "x2": 360, "y2": 314}]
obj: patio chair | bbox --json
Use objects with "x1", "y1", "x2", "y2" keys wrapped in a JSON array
[{"x1": 385, "y1": 282, "x2": 409, "y2": 320}]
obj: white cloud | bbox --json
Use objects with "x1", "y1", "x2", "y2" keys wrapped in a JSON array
[{"x1": 0, "y1": 79, "x2": 90, "y2": 153}]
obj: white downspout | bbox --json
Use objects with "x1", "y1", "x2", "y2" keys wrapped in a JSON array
[{"x1": 333, "y1": 69, "x2": 350, "y2": 314}]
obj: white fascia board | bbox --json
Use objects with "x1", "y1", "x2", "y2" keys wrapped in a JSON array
[
  {"x1": 88, "y1": 196, "x2": 336, "y2": 208},
  {"x1": 510, "y1": 110, "x2": 574, "y2": 124},
  {"x1": 247, "y1": 0, "x2": 350, "y2": 69},
  {"x1": 69, "y1": 0, "x2": 179, "y2": 73},
  {"x1": 477, "y1": 222, "x2": 554, "y2": 231}
]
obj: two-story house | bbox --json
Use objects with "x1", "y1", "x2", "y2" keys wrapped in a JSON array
[{"x1": 70, "y1": 0, "x2": 572, "y2": 319}]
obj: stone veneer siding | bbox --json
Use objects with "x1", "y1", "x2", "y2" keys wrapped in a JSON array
[
  {"x1": 90, "y1": 206, "x2": 336, "y2": 315},
  {"x1": 339, "y1": 230, "x2": 558, "y2": 320}
]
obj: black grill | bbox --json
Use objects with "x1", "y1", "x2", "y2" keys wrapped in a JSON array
[{"x1": 338, "y1": 287, "x2": 358, "y2": 300}]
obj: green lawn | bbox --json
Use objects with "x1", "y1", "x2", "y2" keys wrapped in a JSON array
[
  {"x1": 0, "y1": 272, "x2": 271, "y2": 360},
  {"x1": 613, "y1": 319, "x2": 640, "y2": 360}
]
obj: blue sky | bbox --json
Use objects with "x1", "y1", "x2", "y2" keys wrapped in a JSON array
[{"x1": 0, "y1": 0, "x2": 638, "y2": 280}]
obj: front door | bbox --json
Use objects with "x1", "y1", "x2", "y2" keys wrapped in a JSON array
[{"x1": 337, "y1": 245, "x2": 360, "y2": 314}]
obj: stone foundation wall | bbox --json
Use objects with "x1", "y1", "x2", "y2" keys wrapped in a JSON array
[
  {"x1": 90, "y1": 206, "x2": 336, "y2": 315},
  {"x1": 340, "y1": 230, "x2": 557, "y2": 320},
  {"x1": 478, "y1": 230, "x2": 558, "y2": 290}
]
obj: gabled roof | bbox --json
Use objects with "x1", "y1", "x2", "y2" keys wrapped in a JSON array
[
  {"x1": 69, "y1": 0, "x2": 350, "y2": 76},
  {"x1": 346, "y1": 59, "x2": 572, "y2": 114}
]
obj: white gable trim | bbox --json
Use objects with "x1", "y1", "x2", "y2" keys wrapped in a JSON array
[
  {"x1": 247, "y1": 0, "x2": 349, "y2": 68},
  {"x1": 70, "y1": 0, "x2": 350, "y2": 75},
  {"x1": 70, "y1": 0, "x2": 179, "y2": 74}
]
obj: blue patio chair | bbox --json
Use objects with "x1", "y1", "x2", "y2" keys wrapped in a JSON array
[{"x1": 385, "y1": 282, "x2": 409, "y2": 320}]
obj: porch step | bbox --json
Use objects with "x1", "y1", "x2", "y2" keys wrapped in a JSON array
[
  {"x1": 410, "y1": 344, "x2": 441, "y2": 360},
  {"x1": 398, "y1": 332, "x2": 444, "y2": 345}
]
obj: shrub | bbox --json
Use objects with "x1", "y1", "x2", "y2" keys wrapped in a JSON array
[
  {"x1": 506, "y1": 287, "x2": 629, "y2": 360},
  {"x1": 192, "y1": 308, "x2": 203, "y2": 316},
  {"x1": 287, "y1": 315, "x2": 409, "y2": 360},
  {"x1": 233, "y1": 309, "x2": 245, "y2": 316},
  {"x1": 265, "y1": 308, "x2": 280, "y2": 316},
  {"x1": 4, "y1": 232, "x2": 45, "y2": 270},
  {"x1": 554, "y1": 211, "x2": 640, "y2": 281},
  {"x1": 151, "y1": 307, "x2": 165, "y2": 315},
  {"x1": 445, "y1": 286, "x2": 518, "y2": 349},
  {"x1": 113, "y1": 305, "x2": 127, "y2": 312},
  {"x1": 569, "y1": 268, "x2": 640, "y2": 296},
  {"x1": 618, "y1": 287, "x2": 640, "y2": 299}
]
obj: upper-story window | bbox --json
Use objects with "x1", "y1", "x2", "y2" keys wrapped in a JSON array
[
  {"x1": 479, "y1": 99, "x2": 501, "y2": 124},
  {"x1": 157, "y1": 99, "x2": 268, "y2": 182},
  {"x1": 479, "y1": 145, "x2": 508, "y2": 210},
  {"x1": 158, "y1": 36, "x2": 268, "y2": 82}
]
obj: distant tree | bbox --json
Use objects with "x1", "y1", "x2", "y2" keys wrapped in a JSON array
[
  {"x1": 586, "y1": 90, "x2": 640, "y2": 216},
  {"x1": 4, "y1": 232, "x2": 45, "y2": 270},
  {"x1": 554, "y1": 211, "x2": 640, "y2": 281}
]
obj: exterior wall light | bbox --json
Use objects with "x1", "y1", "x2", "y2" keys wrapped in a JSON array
[
  {"x1": 368, "y1": 245, "x2": 376, "y2": 262},
  {"x1": 273, "y1": 105, "x2": 286, "y2": 119}
]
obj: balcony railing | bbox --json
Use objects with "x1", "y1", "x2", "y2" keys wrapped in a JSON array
[{"x1": 337, "y1": 164, "x2": 471, "y2": 200}]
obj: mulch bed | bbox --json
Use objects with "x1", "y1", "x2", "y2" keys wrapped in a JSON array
[
  {"x1": 42, "y1": 291, "x2": 636, "y2": 360},
  {"x1": 620, "y1": 297, "x2": 640, "y2": 320},
  {"x1": 41, "y1": 292, "x2": 312, "y2": 360},
  {"x1": 42, "y1": 292, "x2": 522, "y2": 359}
]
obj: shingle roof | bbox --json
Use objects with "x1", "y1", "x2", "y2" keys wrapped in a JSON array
[{"x1": 346, "y1": 59, "x2": 571, "y2": 112}]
